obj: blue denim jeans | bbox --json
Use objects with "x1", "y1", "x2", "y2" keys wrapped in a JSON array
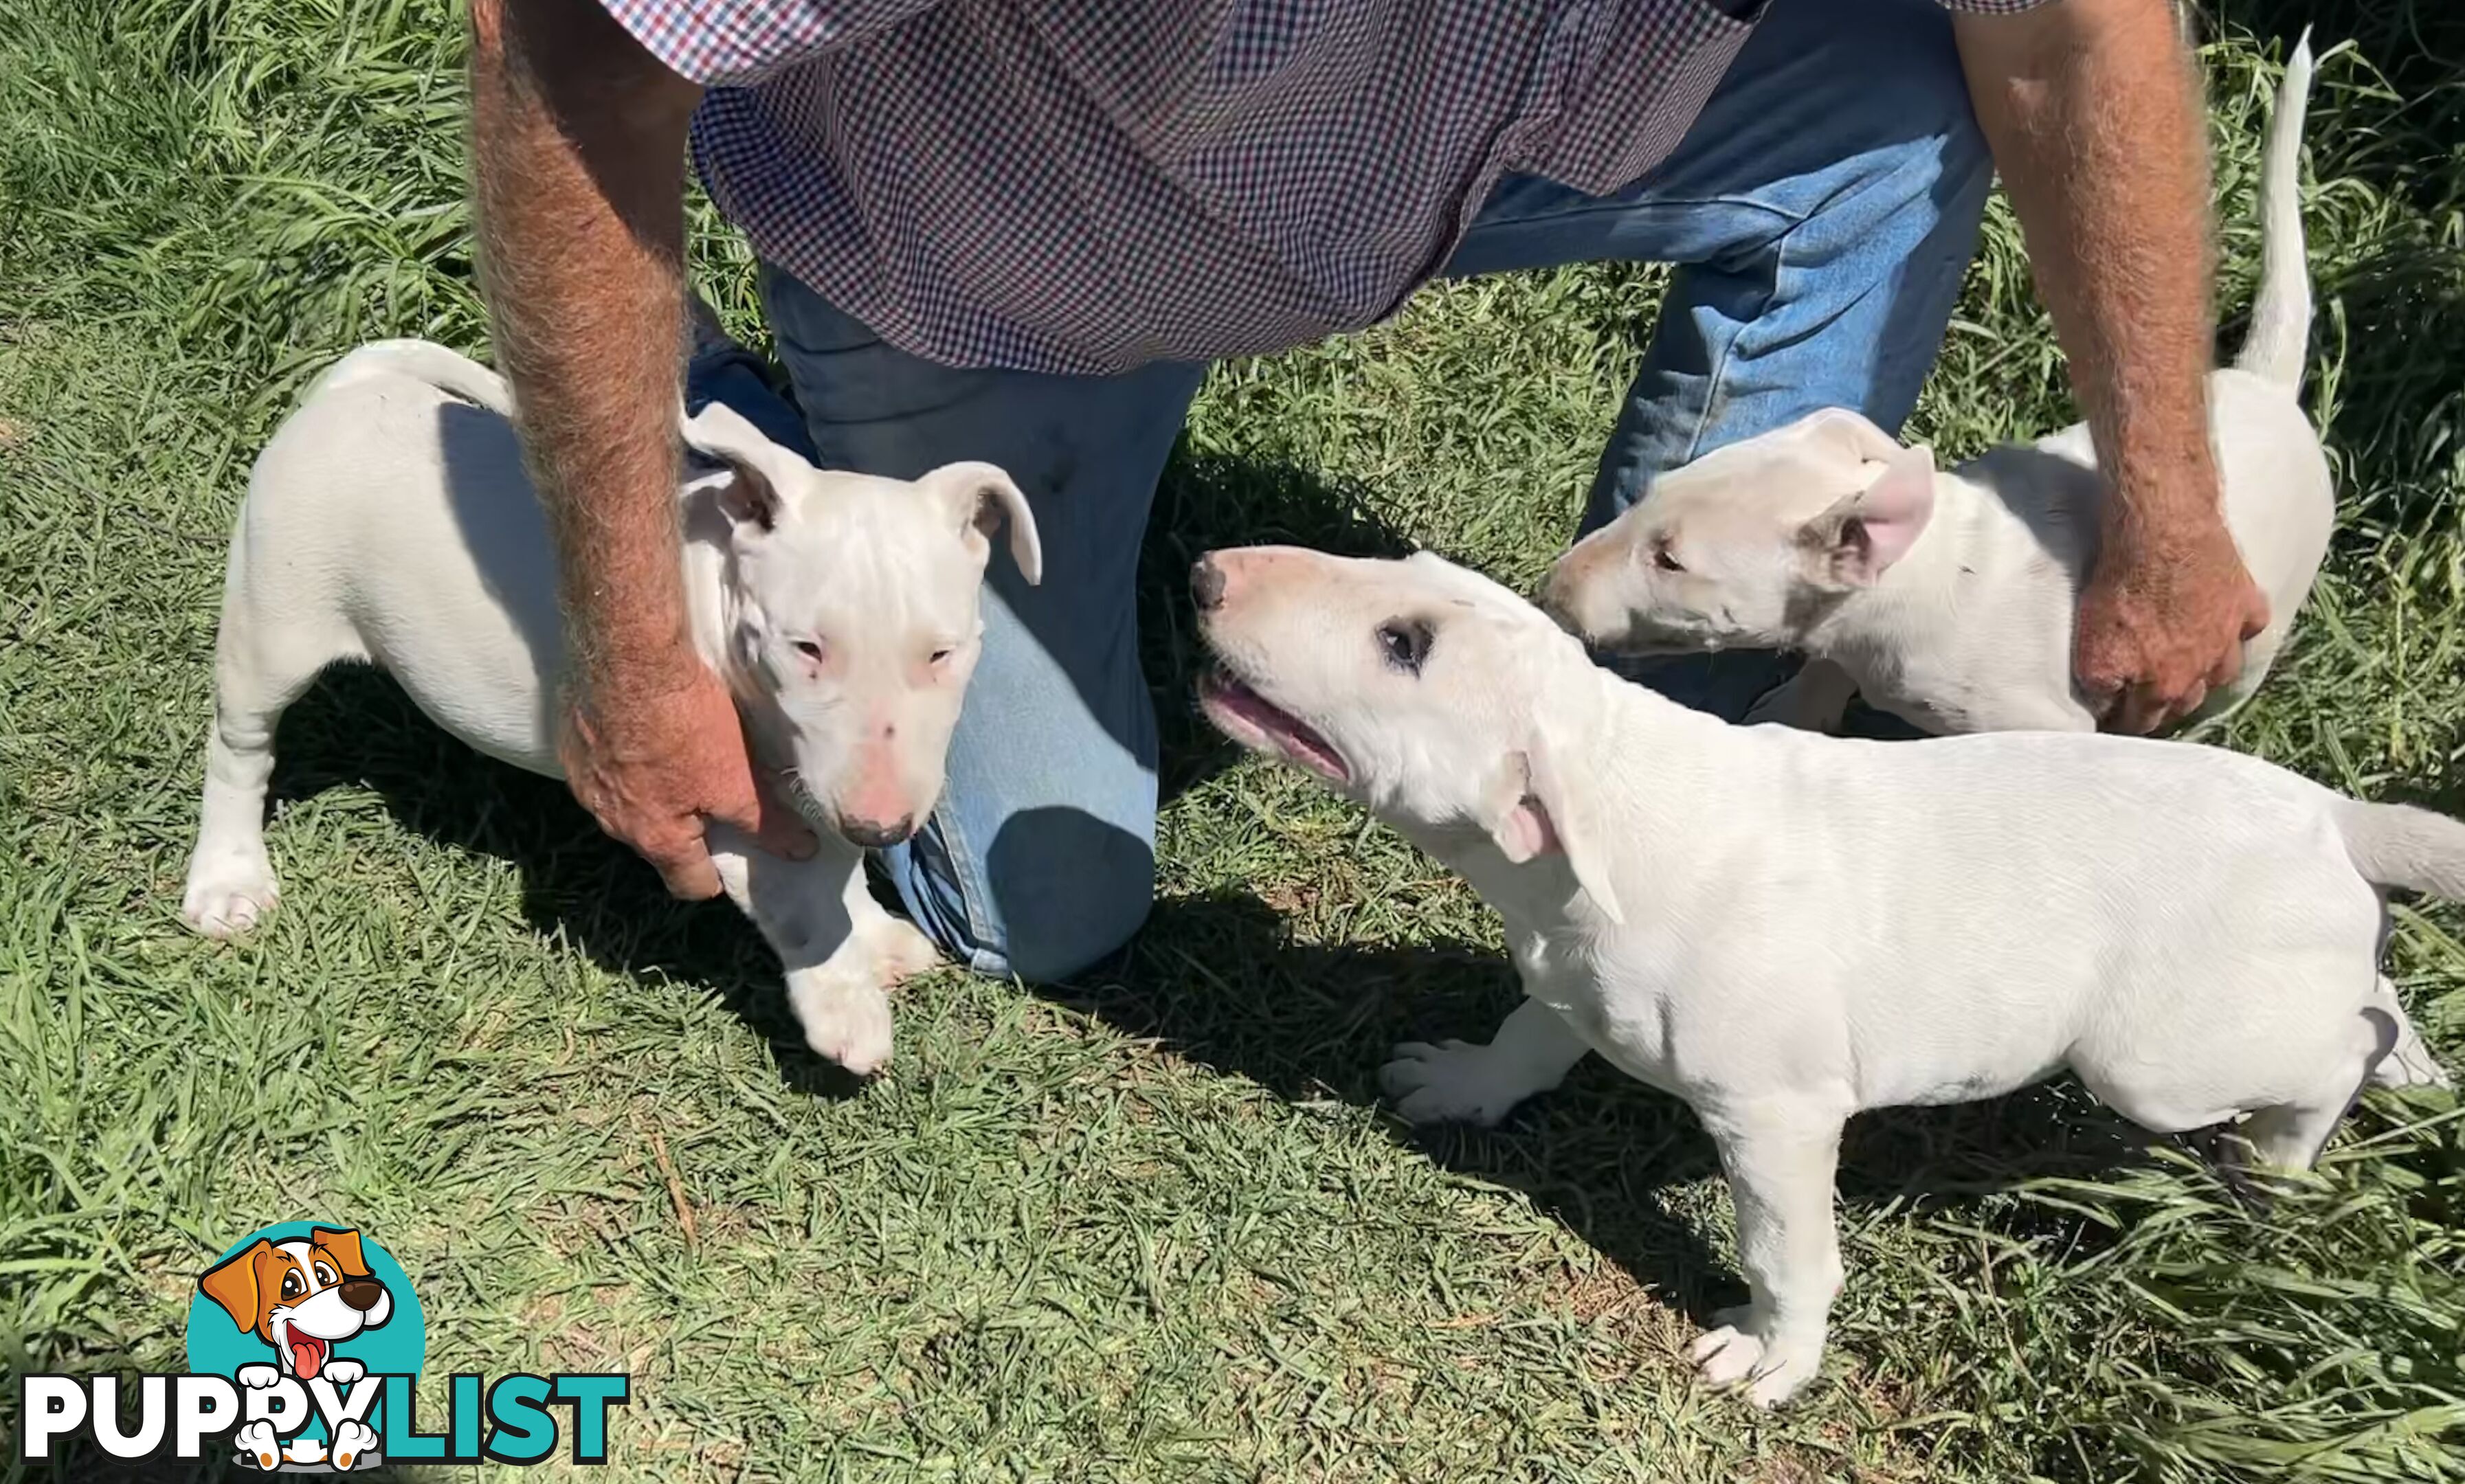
[{"x1": 684, "y1": 0, "x2": 1991, "y2": 982}]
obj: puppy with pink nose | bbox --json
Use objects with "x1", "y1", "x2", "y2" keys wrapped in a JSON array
[
  {"x1": 1192, "y1": 540, "x2": 2453, "y2": 1408},
  {"x1": 1545, "y1": 42, "x2": 2330, "y2": 739},
  {"x1": 182, "y1": 340, "x2": 1040, "y2": 1074}
]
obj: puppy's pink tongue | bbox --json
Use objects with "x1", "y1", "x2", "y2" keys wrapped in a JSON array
[{"x1": 290, "y1": 1334, "x2": 328, "y2": 1376}]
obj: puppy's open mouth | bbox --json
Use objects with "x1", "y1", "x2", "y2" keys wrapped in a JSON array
[{"x1": 1197, "y1": 670, "x2": 1349, "y2": 784}]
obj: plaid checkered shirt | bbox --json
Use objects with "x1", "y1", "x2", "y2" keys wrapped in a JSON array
[{"x1": 603, "y1": 0, "x2": 2038, "y2": 374}]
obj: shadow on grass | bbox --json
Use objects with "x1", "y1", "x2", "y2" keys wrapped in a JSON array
[{"x1": 1062, "y1": 886, "x2": 2161, "y2": 1321}]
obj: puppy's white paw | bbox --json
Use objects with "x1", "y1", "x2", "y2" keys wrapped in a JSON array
[
  {"x1": 332, "y1": 1417, "x2": 378, "y2": 1470},
  {"x1": 789, "y1": 971, "x2": 895, "y2": 1076},
  {"x1": 236, "y1": 1362, "x2": 281, "y2": 1390},
  {"x1": 1380, "y1": 1039, "x2": 1530, "y2": 1127},
  {"x1": 182, "y1": 851, "x2": 280, "y2": 938},
  {"x1": 1688, "y1": 1306, "x2": 1822, "y2": 1408},
  {"x1": 234, "y1": 1419, "x2": 282, "y2": 1471},
  {"x1": 870, "y1": 917, "x2": 942, "y2": 984},
  {"x1": 320, "y1": 1358, "x2": 366, "y2": 1386}
]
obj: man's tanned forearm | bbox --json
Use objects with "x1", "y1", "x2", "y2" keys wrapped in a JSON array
[
  {"x1": 469, "y1": 0, "x2": 704, "y2": 688},
  {"x1": 1954, "y1": 1, "x2": 2220, "y2": 548}
]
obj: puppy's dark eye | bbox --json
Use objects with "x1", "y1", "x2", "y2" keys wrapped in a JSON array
[
  {"x1": 1376, "y1": 618, "x2": 1432, "y2": 674},
  {"x1": 1652, "y1": 543, "x2": 1686, "y2": 574},
  {"x1": 792, "y1": 639, "x2": 826, "y2": 664},
  {"x1": 280, "y1": 1272, "x2": 303, "y2": 1298}
]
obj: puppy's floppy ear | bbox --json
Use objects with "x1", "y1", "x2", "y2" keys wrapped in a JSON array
[
  {"x1": 922, "y1": 460, "x2": 1042, "y2": 585},
  {"x1": 680, "y1": 398, "x2": 792, "y2": 533},
  {"x1": 311, "y1": 1227, "x2": 370, "y2": 1279},
  {"x1": 1482, "y1": 732, "x2": 1625, "y2": 925},
  {"x1": 199, "y1": 1239, "x2": 274, "y2": 1334},
  {"x1": 1793, "y1": 406, "x2": 1908, "y2": 467},
  {"x1": 1798, "y1": 443, "x2": 1934, "y2": 588}
]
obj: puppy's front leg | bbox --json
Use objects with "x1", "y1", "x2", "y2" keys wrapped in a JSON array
[
  {"x1": 1381, "y1": 997, "x2": 1592, "y2": 1127},
  {"x1": 709, "y1": 829, "x2": 938, "y2": 1075},
  {"x1": 1688, "y1": 1101, "x2": 1848, "y2": 1408}
]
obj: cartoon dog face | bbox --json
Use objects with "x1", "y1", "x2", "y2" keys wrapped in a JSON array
[{"x1": 200, "y1": 1228, "x2": 394, "y2": 1379}]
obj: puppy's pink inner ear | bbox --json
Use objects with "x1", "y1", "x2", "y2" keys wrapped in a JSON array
[
  {"x1": 1811, "y1": 447, "x2": 1934, "y2": 585},
  {"x1": 1493, "y1": 796, "x2": 1563, "y2": 863}
]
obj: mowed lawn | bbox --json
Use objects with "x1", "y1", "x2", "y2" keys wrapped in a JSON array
[{"x1": 4, "y1": 1, "x2": 2463, "y2": 1479}]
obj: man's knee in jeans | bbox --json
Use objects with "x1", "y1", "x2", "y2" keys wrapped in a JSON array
[
  {"x1": 891, "y1": 804, "x2": 1155, "y2": 983},
  {"x1": 984, "y1": 807, "x2": 1156, "y2": 982}
]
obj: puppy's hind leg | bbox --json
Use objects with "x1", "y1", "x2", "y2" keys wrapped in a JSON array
[
  {"x1": 1688, "y1": 1098, "x2": 1850, "y2": 1409},
  {"x1": 2235, "y1": 1095, "x2": 2354, "y2": 1173},
  {"x1": 2240, "y1": 978, "x2": 2447, "y2": 1171},
  {"x1": 2365, "y1": 976, "x2": 2450, "y2": 1092},
  {"x1": 182, "y1": 537, "x2": 361, "y2": 938}
]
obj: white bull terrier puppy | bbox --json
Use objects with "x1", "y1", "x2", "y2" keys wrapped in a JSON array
[
  {"x1": 1192, "y1": 541, "x2": 2454, "y2": 1408},
  {"x1": 1545, "y1": 39, "x2": 2328, "y2": 737},
  {"x1": 181, "y1": 339, "x2": 1042, "y2": 1074}
]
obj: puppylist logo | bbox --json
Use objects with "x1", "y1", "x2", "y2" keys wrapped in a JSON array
[{"x1": 19, "y1": 1221, "x2": 630, "y2": 1470}]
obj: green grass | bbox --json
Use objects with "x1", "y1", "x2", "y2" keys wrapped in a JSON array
[{"x1": 3, "y1": 1, "x2": 2463, "y2": 1479}]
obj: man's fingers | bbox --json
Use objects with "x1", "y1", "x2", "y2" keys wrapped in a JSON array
[
  {"x1": 645, "y1": 837, "x2": 720, "y2": 897},
  {"x1": 2109, "y1": 682, "x2": 2171, "y2": 737},
  {"x1": 2167, "y1": 680, "x2": 2209, "y2": 728},
  {"x1": 649, "y1": 834, "x2": 726, "y2": 900}
]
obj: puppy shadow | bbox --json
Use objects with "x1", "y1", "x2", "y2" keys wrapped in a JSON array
[
  {"x1": 261, "y1": 667, "x2": 865, "y2": 1097},
  {"x1": 1048, "y1": 888, "x2": 2165, "y2": 1326}
]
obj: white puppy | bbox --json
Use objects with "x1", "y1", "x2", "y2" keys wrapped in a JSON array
[
  {"x1": 1193, "y1": 542, "x2": 2454, "y2": 1408},
  {"x1": 181, "y1": 340, "x2": 1041, "y2": 1074},
  {"x1": 1546, "y1": 40, "x2": 2328, "y2": 737}
]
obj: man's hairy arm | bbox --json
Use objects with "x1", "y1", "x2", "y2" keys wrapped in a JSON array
[
  {"x1": 1954, "y1": 0, "x2": 2266, "y2": 734},
  {"x1": 469, "y1": 0, "x2": 809, "y2": 895}
]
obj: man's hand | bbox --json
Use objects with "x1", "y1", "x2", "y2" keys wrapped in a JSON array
[
  {"x1": 2076, "y1": 509, "x2": 2268, "y2": 734},
  {"x1": 1955, "y1": 0, "x2": 2262, "y2": 732},
  {"x1": 472, "y1": 0, "x2": 816, "y2": 890},
  {"x1": 561, "y1": 660, "x2": 815, "y2": 899}
]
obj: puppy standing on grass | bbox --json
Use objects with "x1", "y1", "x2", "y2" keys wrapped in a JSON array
[
  {"x1": 1546, "y1": 38, "x2": 2328, "y2": 738},
  {"x1": 181, "y1": 339, "x2": 1041, "y2": 1074},
  {"x1": 1193, "y1": 543, "x2": 2453, "y2": 1408}
]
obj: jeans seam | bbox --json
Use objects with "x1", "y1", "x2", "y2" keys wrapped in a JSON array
[
  {"x1": 1677, "y1": 226, "x2": 1788, "y2": 466},
  {"x1": 926, "y1": 791, "x2": 1005, "y2": 978}
]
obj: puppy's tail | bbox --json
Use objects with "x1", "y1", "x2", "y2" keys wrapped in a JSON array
[
  {"x1": 305, "y1": 339, "x2": 513, "y2": 412},
  {"x1": 2335, "y1": 796, "x2": 2465, "y2": 901},
  {"x1": 2232, "y1": 30, "x2": 2315, "y2": 389}
]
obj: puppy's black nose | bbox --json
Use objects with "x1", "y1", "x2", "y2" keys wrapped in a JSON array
[
  {"x1": 843, "y1": 817, "x2": 915, "y2": 849},
  {"x1": 338, "y1": 1279, "x2": 383, "y2": 1312},
  {"x1": 1191, "y1": 554, "x2": 1227, "y2": 612}
]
